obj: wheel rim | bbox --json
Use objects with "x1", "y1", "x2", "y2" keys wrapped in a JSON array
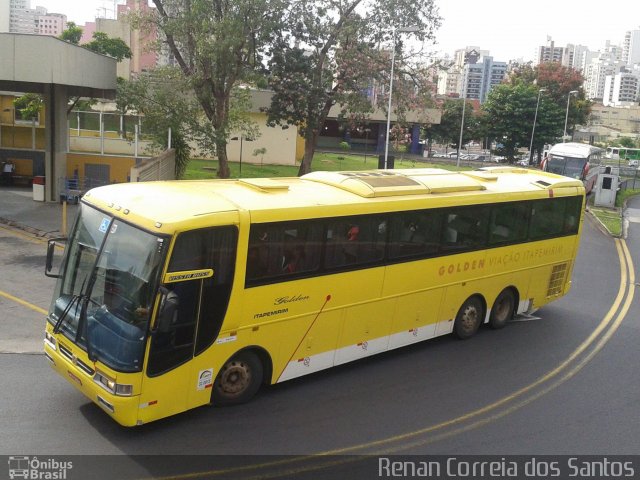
[
  {"x1": 219, "y1": 360, "x2": 251, "y2": 396},
  {"x1": 494, "y1": 297, "x2": 512, "y2": 322},
  {"x1": 461, "y1": 304, "x2": 479, "y2": 332}
]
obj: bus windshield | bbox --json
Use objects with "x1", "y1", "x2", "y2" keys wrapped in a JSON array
[
  {"x1": 49, "y1": 203, "x2": 166, "y2": 372},
  {"x1": 546, "y1": 154, "x2": 586, "y2": 180}
]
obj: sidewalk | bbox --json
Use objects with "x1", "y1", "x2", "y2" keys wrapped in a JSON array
[{"x1": 0, "y1": 185, "x2": 78, "y2": 237}]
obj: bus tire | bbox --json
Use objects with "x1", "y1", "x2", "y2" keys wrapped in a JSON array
[
  {"x1": 212, "y1": 351, "x2": 263, "y2": 407},
  {"x1": 489, "y1": 289, "x2": 516, "y2": 330},
  {"x1": 453, "y1": 296, "x2": 483, "y2": 340}
]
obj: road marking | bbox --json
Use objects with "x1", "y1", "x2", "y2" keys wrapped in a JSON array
[
  {"x1": 510, "y1": 313, "x2": 541, "y2": 322},
  {"x1": 0, "y1": 290, "x2": 48, "y2": 316},
  {"x1": 0, "y1": 223, "x2": 48, "y2": 244},
  {"x1": 156, "y1": 237, "x2": 636, "y2": 480}
]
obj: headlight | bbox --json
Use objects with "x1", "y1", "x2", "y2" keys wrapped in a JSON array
[
  {"x1": 94, "y1": 371, "x2": 133, "y2": 396},
  {"x1": 44, "y1": 331, "x2": 57, "y2": 350}
]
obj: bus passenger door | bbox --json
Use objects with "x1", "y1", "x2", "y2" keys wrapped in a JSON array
[
  {"x1": 140, "y1": 279, "x2": 202, "y2": 423},
  {"x1": 140, "y1": 226, "x2": 238, "y2": 423}
]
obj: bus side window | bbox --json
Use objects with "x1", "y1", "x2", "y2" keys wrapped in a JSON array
[
  {"x1": 389, "y1": 210, "x2": 440, "y2": 259},
  {"x1": 442, "y1": 207, "x2": 489, "y2": 251},
  {"x1": 563, "y1": 196, "x2": 582, "y2": 234},
  {"x1": 529, "y1": 198, "x2": 565, "y2": 239},
  {"x1": 488, "y1": 203, "x2": 529, "y2": 246},
  {"x1": 324, "y1": 216, "x2": 384, "y2": 268},
  {"x1": 246, "y1": 222, "x2": 322, "y2": 285}
]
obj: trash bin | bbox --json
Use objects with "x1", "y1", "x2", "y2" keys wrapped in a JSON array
[
  {"x1": 33, "y1": 176, "x2": 45, "y2": 202},
  {"x1": 378, "y1": 154, "x2": 395, "y2": 169}
]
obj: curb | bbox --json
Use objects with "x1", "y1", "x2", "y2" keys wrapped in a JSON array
[
  {"x1": 585, "y1": 207, "x2": 621, "y2": 238},
  {"x1": 0, "y1": 216, "x2": 58, "y2": 240}
]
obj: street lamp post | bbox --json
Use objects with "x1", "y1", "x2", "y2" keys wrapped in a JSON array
[
  {"x1": 563, "y1": 90, "x2": 578, "y2": 142},
  {"x1": 528, "y1": 88, "x2": 547, "y2": 164},
  {"x1": 456, "y1": 73, "x2": 467, "y2": 168},
  {"x1": 384, "y1": 26, "x2": 420, "y2": 170}
]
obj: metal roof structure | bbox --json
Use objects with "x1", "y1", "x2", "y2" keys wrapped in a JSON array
[{"x1": 0, "y1": 33, "x2": 117, "y2": 201}]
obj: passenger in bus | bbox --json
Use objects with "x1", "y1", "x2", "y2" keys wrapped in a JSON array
[
  {"x1": 343, "y1": 224, "x2": 359, "y2": 263},
  {"x1": 283, "y1": 245, "x2": 305, "y2": 273}
]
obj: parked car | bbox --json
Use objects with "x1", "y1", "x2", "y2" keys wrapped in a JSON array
[{"x1": 629, "y1": 159, "x2": 639, "y2": 167}]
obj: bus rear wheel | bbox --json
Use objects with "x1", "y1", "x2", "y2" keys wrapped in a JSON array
[
  {"x1": 212, "y1": 351, "x2": 263, "y2": 406},
  {"x1": 453, "y1": 296, "x2": 483, "y2": 339},
  {"x1": 489, "y1": 289, "x2": 516, "y2": 329}
]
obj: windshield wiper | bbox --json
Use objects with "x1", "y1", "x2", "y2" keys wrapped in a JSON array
[
  {"x1": 52, "y1": 294, "x2": 82, "y2": 335},
  {"x1": 52, "y1": 276, "x2": 88, "y2": 335}
]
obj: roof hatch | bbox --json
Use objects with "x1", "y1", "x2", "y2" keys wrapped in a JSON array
[{"x1": 301, "y1": 170, "x2": 486, "y2": 197}]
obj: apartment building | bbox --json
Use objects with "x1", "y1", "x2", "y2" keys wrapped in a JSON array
[
  {"x1": 537, "y1": 37, "x2": 564, "y2": 64},
  {"x1": 0, "y1": 0, "x2": 66, "y2": 36},
  {"x1": 603, "y1": 68, "x2": 640, "y2": 107},
  {"x1": 622, "y1": 28, "x2": 640, "y2": 67},
  {"x1": 461, "y1": 55, "x2": 507, "y2": 103},
  {"x1": 35, "y1": 8, "x2": 66, "y2": 36}
]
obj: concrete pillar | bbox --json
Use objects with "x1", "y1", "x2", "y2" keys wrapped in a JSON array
[{"x1": 44, "y1": 84, "x2": 69, "y2": 202}]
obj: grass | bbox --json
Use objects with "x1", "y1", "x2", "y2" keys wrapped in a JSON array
[
  {"x1": 182, "y1": 152, "x2": 470, "y2": 180},
  {"x1": 616, "y1": 188, "x2": 640, "y2": 208},
  {"x1": 589, "y1": 207, "x2": 622, "y2": 237}
]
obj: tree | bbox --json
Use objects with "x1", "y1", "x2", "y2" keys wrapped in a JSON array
[
  {"x1": 136, "y1": 0, "x2": 285, "y2": 179},
  {"x1": 84, "y1": 31, "x2": 132, "y2": 61},
  {"x1": 59, "y1": 21, "x2": 83, "y2": 45},
  {"x1": 59, "y1": 24, "x2": 132, "y2": 62},
  {"x1": 508, "y1": 62, "x2": 591, "y2": 139},
  {"x1": 13, "y1": 93, "x2": 44, "y2": 121},
  {"x1": 481, "y1": 83, "x2": 563, "y2": 162},
  {"x1": 265, "y1": 0, "x2": 441, "y2": 175},
  {"x1": 426, "y1": 98, "x2": 479, "y2": 150},
  {"x1": 58, "y1": 25, "x2": 132, "y2": 113},
  {"x1": 116, "y1": 68, "x2": 201, "y2": 178}
]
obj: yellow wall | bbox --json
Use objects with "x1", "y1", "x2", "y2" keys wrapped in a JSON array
[
  {"x1": 1, "y1": 94, "x2": 46, "y2": 149},
  {"x1": 0, "y1": 126, "x2": 46, "y2": 149},
  {"x1": 67, "y1": 153, "x2": 136, "y2": 183}
]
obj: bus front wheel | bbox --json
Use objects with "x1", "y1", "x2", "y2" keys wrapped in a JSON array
[
  {"x1": 212, "y1": 351, "x2": 263, "y2": 406},
  {"x1": 489, "y1": 289, "x2": 516, "y2": 329},
  {"x1": 453, "y1": 296, "x2": 484, "y2": 339}
]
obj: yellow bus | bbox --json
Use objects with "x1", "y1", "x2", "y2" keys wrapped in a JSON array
[{"x1": 44, "y1": 167, "x2": 585, "y2": 426}]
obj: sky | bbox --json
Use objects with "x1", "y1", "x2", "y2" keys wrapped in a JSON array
[{"x1": 33, "y1": 0, "x2": 640, "y2": 62}]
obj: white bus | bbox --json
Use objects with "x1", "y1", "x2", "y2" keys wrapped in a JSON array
[{"x1": 541, "y1": 143, "x2": 602, "y2": 194}]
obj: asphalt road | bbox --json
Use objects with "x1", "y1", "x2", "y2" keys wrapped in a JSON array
[{"x1": 0, "y1": 212, "x2": 638, "y2": 479}]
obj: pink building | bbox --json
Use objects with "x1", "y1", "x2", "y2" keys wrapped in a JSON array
[
  {"x1": 35, "y1": 11, "x2": 67, "y2": 36},
  {"x1": 80, "y1": 21, "x2": 96, "y2": 44},
  {"x1": 117, "y1": 0, "x2": 158, "y2": 74}
]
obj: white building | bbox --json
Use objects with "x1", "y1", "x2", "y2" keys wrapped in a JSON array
[
  {"x1": 562, "y1": 44, "x2": 593, "y2": 71},
  {"x1": 461, "y1": 55, "x2": 507, "y2": 104},
  {"x1": 0, "y1": 0, "x2": 67, "y2": 35},
  {"x1": 603, "y1": 68, "x2": 640, "y2": 106},
  {"x1": 0, "y1": 0, "x2": 9, "y2": 32},
  {"x1": 537, "y1": 37, "x2": 564, "y2": 64},
  {"x1": 623, "y1": 28, "x2": 640, "y2": 67},
  {"x1": 6, "y1": 0, "x2": 37, "y2": 33}
]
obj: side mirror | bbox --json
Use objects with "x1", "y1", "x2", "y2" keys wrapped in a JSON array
[
  {"x1": 155, "y1": 286, "x2": 179, "y2": 333},
  {"x1": 45, "y1": 238, "x2": 66, "y2": 278}
]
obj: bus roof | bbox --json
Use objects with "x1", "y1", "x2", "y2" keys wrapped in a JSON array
[
  {"x1": 548, "y1": 142, "x2": 602, "y2": 157},
  {"x1": 83, "y1": 167, "x2": 584, "y2": 233}
]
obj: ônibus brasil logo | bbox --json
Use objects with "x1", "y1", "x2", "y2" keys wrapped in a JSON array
[{"x1": 8, "y1": 456, "x2": 72, "y2": 479}]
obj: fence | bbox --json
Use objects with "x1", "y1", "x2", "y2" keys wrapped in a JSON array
[
  {"x1": 130, "y1": 149, "x2": 176, "y2": 182},
  {"x1": 68, "y1": 110, "x2": 156, "y2": 157},
  {"x1": 619, "y1": 169, "x2": 640, "y2": 191}
]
